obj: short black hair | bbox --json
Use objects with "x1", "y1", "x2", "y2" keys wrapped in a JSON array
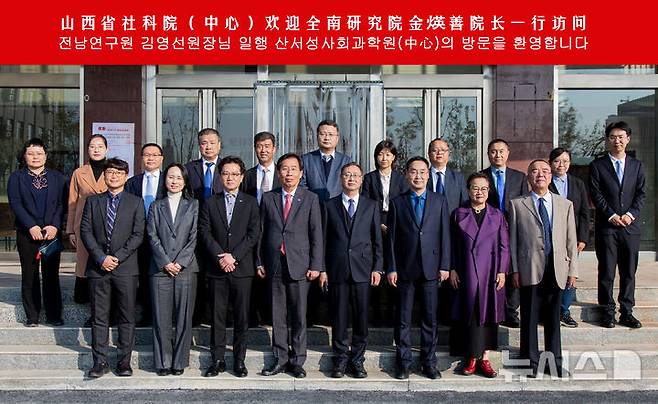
[
  {"x1": 198, "y1": 128, "x2": 221, "y2": 142},
  {"x1": 373, "y1": 139, "x2": 398, "y2": 169},
  {"x1": 88, "y1": 134, "x2": 108, "y2": 148},
  {"x1": 487, "y1": 138, "x2": 509, "y2": 151},
  {"x1": 104, "y1": 158, "x2": 129, "y2": 174},
  {"x1": 276, "y1": 153, "x2": 304, "y2": 172},
  {"x1": 428, "y1": 138, "x2": 450, "y2": 151},
  {"x1": 466, "y1": 172, "x2": 491, "y2": 188},
  {"x1": 340, "y1": 162, "x2": 363, "y2": 175},
  {"x1": 527, "y1": 159, "x2": 551, "y2": 174},
  {"x1": 141, "y1": 143, "x2": 163, "y2": 155},
  {"x1": 405, "y1": 156, "x2": 430, "y2": 171},
  {"x1": 254, "y1": 131, "x2": 276, "y2": 146},
  {"x1": 163, "y1": 163, "x2": 193, "y2": 199},
  {"x1": 549, "y1": 147, "x2": 571, "y2": 163},
  {"x1": 317, "y1": 119, "x2": 339, "y2": 134},
  {"x1": 605, "y1": 121, "x2": 632, "y2": 137},
  {"x1": 218, "y1": 156, "x2": 246, "y2": 175}
]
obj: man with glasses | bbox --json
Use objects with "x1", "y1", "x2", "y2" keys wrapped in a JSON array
[
  {"x1": 589, "y1": 121, "x2": 646, "y2": 329},
  {"x1": 126, "y1": 143, "x2": 166, "y2": 326},
  {"x1": 427, "y1": 138, "x2": 469, "y2": 213},
  {"x1": 80, "y1": 158, "x2": 145, "y2": 378},
  {"x1": 386, "y1": 156, "x2": 451, "y2": 380}
]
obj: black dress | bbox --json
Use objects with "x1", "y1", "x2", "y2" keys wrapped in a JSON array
[{"x1": 449, "y1": 207, "x2": 499, "y2": 358}]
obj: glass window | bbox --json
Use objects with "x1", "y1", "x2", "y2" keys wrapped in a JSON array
[
  {"x1": 157, "y1": 65, "x2": 257, "y2": 74},
  {"x1": 160, "y1": 95, "x2": 199, "y2": 168},
  {"x1": 268, "y1": 65, "x2": 370, "y2": 74},
  {"x1": 215, "y1": 96, "x2": 254, "y2": 167},
  {"x1": 558, "y1": 65, "x2": 656, "y2": 75},
  {"x1": 558, "y1": 89, "x2": 657, "y2": 249},
  {"x1": 386, "y1": 96, "x2": 424, "y2": 168},
  {"x1": 382, "y1": 65, "x2": 482, "y2": 75},
  {"x1": 440, "y1": 96, "x2": 478, "y2": 175},
  {"x1": 0, "y1": 66, "x2": 79, "y2": 74}
]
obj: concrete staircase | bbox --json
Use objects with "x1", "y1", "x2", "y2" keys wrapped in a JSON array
[{"x1": 0, "y1": 259, "x2": 657, "y2": 392}]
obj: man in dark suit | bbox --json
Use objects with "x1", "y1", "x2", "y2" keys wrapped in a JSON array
[
  {"x1": 199, "y1": 156, "x2": 260, "y2": 378},
  {"x1": 185, "y1": 128, "x2": 223, "y2": 326},
  {"x1": 387, "y1": 156, "x2": 451, "y2": 380},
  {"x1": 427, "y1": 138, "x2": 468, "y2": 213},
  {"x1": 240, "y1": 131, "x2": 281, "y2": 327},
  {"x1": 548, "y1": 147, "x2": 590, "y2": 328},
  {"x1": 482, "y1": 138, "x2": 528, "y2": 328},
  {"x1": 125, "y1": 143, "x2": 166, "y2": 326},
  {"x1": 259, "y1": 153, "x2": 324, "y2": 379},
  {"x1": 319, "y1": 162, "x2": 383, "y2": 379},
  {"x1": 510, "y1": 159, "x2": 578, "y2": 378},
  {"x1": 589, "y1": 121, "x2": 646, "y2": 329},
  {"x1": 80, "y1": 158, "x2": 145, "y2": 378}
]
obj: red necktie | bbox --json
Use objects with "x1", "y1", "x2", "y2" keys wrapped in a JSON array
[{"x1": 280, "y1": 193, "x2": 292, "y2": 255}]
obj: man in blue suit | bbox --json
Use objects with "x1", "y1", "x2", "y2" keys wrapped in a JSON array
[
  {"x1": 387, "y1": 156, "x2": 451, "y2": 380},
  {"x1": 300, "y1": 119, "x2": 352, "y2": 202},
  {"x1": 427, "y1": 138, "x2": 468, "y2": 213},
  {"x1": 589, "y1": 121, "x2": 646, "y2": 329}
]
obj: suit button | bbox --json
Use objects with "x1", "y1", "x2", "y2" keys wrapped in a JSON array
[
  {"x1": 349, "y1": 249, "x2": 352, "y2": 252},
  {"x1": 419, "y1": 231, "x2": 423, "y2": 236},
  {"x1": 228, "y1": 233, "x2": 232, "y2": 236}
]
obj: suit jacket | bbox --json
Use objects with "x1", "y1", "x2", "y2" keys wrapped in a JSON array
[
  {"x1": 259, "y1": 187, "x2": 324, "y2": 280},
  {"x1": 198, "y1": 191, "x2": 261, "y2": 278},
  {"x1": 240, "y1": 165, "x2": 281, "y2": 200},
  {"x1": 125, "y1": 172, "x2": 167, "y2": 200},
  {"x1": 300, "y1": 149, "x2": 352, "y2": 201},
  {"x1": 361, "y1": 169, "x2": 409, "y2": 215},
  {"x1": 589, "y1": 155, "x2": 646, "y2": 235},
  {"x1": 7, "y1": 168, "x2": 68, "y2": 232},
  {"x1": 80, "y1": 191, "x2": 145, "y2": 278},
  {"x1": 386, "y1": 190, "x2": 451, "y2": 281},
  {"x1": 509, "y1": 193, "x2": 578, "y2": 288},
  {"x1": 428, "y1": 167, "x2": 469, "y2": 213},
  {"x1": 482, "y1": 166, "x2": 528, "y2": 215},
  {"x1": 549, "y1": 173, "x2": 590, "y2": 244},
  {"x1": 451, "y1": 205, "x2": 509, "y2": 325},
  {"x1": 185, "y1": 158, "x2": 223, "y2": 201},
  {"x1": 323, "y1": 195, "x2": 383, "y2": 284},
  {"x1": 146, "y1": 196, "x2": 199, "y2": 276},
  {"x1": 66, "y1": 164, "x2": 109, "y2": 277}
]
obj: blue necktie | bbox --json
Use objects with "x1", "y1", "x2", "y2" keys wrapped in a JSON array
[
  {"x1": 143, "y1": 174, "x2": 156, "y2": 215},
  {"x1": 204, "y1": 162, "x2": 214, "y2": 199},
  {"x1": 413, "y1": 195, "x2": 423, "y2": 226},
  {"x1": 538, "y1": 197, "x2": 552, "y2": 257},
  {"x1": 106, "y1": 194, "x2": 119, "y2": 248},
  {"x1": 495, "y1": 169, "x2": 505, "y2": 213},
  {"x1": 615, "y1": 160, "x2": 623, "y2": 185},
  {"x1": 436, "y1": 172, "x2": 445, "y2": 195},
  {"x1": 348, "y1": 198, "x2": 356, "y2": 219}
]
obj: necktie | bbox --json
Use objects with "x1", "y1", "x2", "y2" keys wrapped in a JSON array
[
  {"x1": 204, "y1": 162, "x2": 214, "y2": 199},
  {"x1": 106, "y1": 194, "x2": 119, "y2": 249},
  {"x1": 322, "y1": 155, "x2": 333, "y2": 180},
  {"x1": 413, "y1": 195, "x2": 423, "y2": 226},
  {"x1": 259, "y1": 168, "x2": 270, "y2": 204},
  {"x1": 280, "y1": 193, "x2": 292, "y2": 255},
  {"x1": 495, "y1": 169, "x2": 505, "y2": 213},
  {"x1": 226, "y1": 193, "x2": 235, "y2": 225},
  {"x1": 615, "y1": 160, "x2": 623, "y2": 185},
  {"x1": 348, "y1": 198, "x2": 356, "y2": 219},
  {"x1": 538, "y1": 197, "x2": 552, "y2": 257},
  {"x1": 144, "y1": 174, "x2": 156, "y2": 215},
  {"x1": 436, "y1": 171, "x2": 445, "y2": 195}
]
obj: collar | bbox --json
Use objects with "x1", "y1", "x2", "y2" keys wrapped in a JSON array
[
  {"x1": 145, "y1": 169, "x2": 160, "y2": 178},
  {"x1": 411, "y1": 190, "x2": 427, "y2": 200},
  {"x1": 492, "y1": 166, "x2": 507, "y2": 174},
  {"x1": 224, "y1": 190, "x2": 239, "y2": 198},
  {"x1": 431, "y1": 165, "x2": 446, "y2": 175},
  {"x1": 258, "y1": 162, "x2": 276, "y2": 173},
  {"x1": 378, "y1": 169, "x2": 392, "y2": 179},
  {"x1": 554, "y1": 174, "x2": 567, "y2": 182},
  {"x1": 320, "y1": 150, "x2": 336, "y2": 160},
  {"x1": 531, "y1": 190, "x2": 552, "y2": 203},
  {"x1": 202, "y1": 157, "x2": 219, "y2": 167},
  {"x1": 609, "y1": 153, "x2": 626, "y2": 165},
  {"x1": 342, "y1": 193, "x2": 360, "y2": 205},
  {"x1": 283, "y1": 187, "x2": 297, "y2": 198},
  {"x1": 107, "y1": 190, "x2": 123, "y2": 199}
]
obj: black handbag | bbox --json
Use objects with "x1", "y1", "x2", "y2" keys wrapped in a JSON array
[{"x1": 37, "y1": 237, "x2": 63, "y2": 261}]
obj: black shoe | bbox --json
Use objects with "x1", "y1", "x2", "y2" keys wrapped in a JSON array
[
  {"x1": 291, "y1": 365, "x2": 306, "y2": 378},
  {"x1": 555, "y1": 367, "x2": 570, "y2": 378},
  {"x1": 261, "y1": 361, "x2": 287, "y2": 376},
  {"x1": 421, "y1": 366, "x2": 441, "y2": 380},
  {"x1": 171, "y1": 368, "x2": 184, "y2": 376},
  {"x1": 601, "y1": 318, "x2": 616, "y2": 328},
  {"x1": 619, "y1": 314, "x2": 642, "y2": 329},
  {"x1": 115, "y1": 363, "x2": 133, "y2": 377},
  {"x1": 83, "y1": 317, "x2": 93, "y2": 328},
  {"x1": 331, "y1": 366, "x2": 345, "y2": 378},
  {"x1": 88, "y1": 362, "x2": 110, "y2": 378},
  {"x1": 136, "y1": 319, "x2": 152, "y2": 327},
  {"x1": 395, "y1": 367, "x2": 409, "y2": 380},
  {"x1": 204, "y1": 360, "x2": 226, "y2": 377},
  {"x1": 46, "y1": 318, "x2": 64, "y2": 327},
  {"x1": 156, "y1": 368, "x2": 171, "y2": 376},
  {"x1": 560, "y1": 314, "x2": 578, "y2": 328},
  {"x1": 350, "y1": 363, "x2": 367, "y2": 379},
  {"x1": 234, "y1": 364, "x2": 248, "y2": 378},
  {"x1": 24, "y1": 320, "x2": 38, "y2": 327},
  {"x1": 502, "y1": 320, "x2": 520, "y2": 328},
  {"x1": 527, "y1": 367, "x2": 539, "y2": 378}
]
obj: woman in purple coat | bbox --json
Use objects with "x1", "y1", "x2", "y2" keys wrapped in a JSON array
[{"x1": 449, "y1": 173, "x2": 510, "y2": 378}]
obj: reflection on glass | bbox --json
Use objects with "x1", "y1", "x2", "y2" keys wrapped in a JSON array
[
  {"x1": 558, "y1": 89, "x2": 656, "y2": 249},
  {"x1": 216, "y1": 97, "x2": 254, "y2": 167},
  {"x1": 0, "y1": 66, "x2": 79, "y2": 74},
  {"x1": 157, "y1": 65, "x2": 256, "y2": 74},
  {"x1": 440, "y1": 96, "x2": 477, "y2": 175},
  {"x1": 161, "y1": 96, "x2": 198, "y2": 168},
  {"x1": 386, "y1": 97, "x2": 424, "y2": 169},
  {"x1": 382, "y1": 65, "x2": 482, "y2": 75},
  {"x1": 558, "y1": 65, "x2": 656, "y2": 75}
]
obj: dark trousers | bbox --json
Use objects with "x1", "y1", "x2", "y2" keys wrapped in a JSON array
[
  {"x1": 209, "y1": 275, "x2": 253, "y2": 366},
  {"x1": 595, "y1": 230, "x2": 640, "y2": 318},
  {"x1": 519, "y1": 261, "x2": 562, "y2": 370},
  {"x1": 395, "y1": 278, "x2": 438, "y2": 369},
  {"x1": 89, "y1": 275, "x2": 138, "y2": 366},
  {"x1": 16, "y1": 230, "x2": 62, "y2": 323},
  {"x1": 192, "y1": 255, "x2": 210, "y2": 326},
  {"x1": 136, "y1": 243, "x2": 152, "y2": 324},
  {"x1": 330, "y1": 280, "x2": 370, "y2": 368},
  {"x1": 269, "y1": 257, "x2": 310, "y2": 367},
  {"x1": 150, "y1": 270, "x2": 196, "y2": 370},
  {"x1": 505, "y1": 277, "x2": 520, "y2": 322},
  {"x1": 249, "y1": 275, "x2": 271, "y2": 326}
]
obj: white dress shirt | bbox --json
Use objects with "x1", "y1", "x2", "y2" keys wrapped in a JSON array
[
  {"x1": 531, "y1": 190, "x2": 553, "y2": 226},
  {"x1": 379, "y1": 170, "x2": 391, "y2": 212},
  {"x1": 167, "y1": 191, "x2": 182, "y2": 222},
  {"x1": 141, "y1": 169, "x2": 161, "y2": 197}
]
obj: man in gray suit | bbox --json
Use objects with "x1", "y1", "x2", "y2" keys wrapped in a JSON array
[
  {"x1": 509, "y1": 159, "x2": 578, "y2": 378},
  {"x1": 259, "y1": 153, "x2": 324, "y2": 379}
]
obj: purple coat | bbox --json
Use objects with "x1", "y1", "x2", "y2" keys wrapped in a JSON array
[{"x1": 450, "y1": 204, "x2": 510, "y2": 325}]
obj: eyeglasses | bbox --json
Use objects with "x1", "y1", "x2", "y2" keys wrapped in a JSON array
[
  {"x1": 221, "y1": 171, "x2": 242, "y2": 178},
  {"x1": 105, "y1": 169, "x2": 126, "y2": 177},
  {"x1": 470, "y1": 186, "x2": 490, "y2": 193},
  {"x1": 552, "y1": 159, "x2": 571, "y2": 165},
  {"x1": 608, "y1": 135, "x2": 628, "y2": 141},
  {"x1": 142, "y1": 153, "x2": 162, "y2": 158},
  {"x1": 407, "y1": 170, "x2": 428, "y2": 177},
  {"x1": 430, "y1": 148, "x2": 450, "y2": 153},
  {"x1": 341, "y1": 173, "x2": 362, "y2": 179},
  {"x1": 318, "y1": 133, "x2": 338, "y2": 138}
]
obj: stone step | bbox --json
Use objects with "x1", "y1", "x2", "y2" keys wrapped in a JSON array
[
  {"x1": 568, "y1": 302, "x2": 658, "y2": 323},
  {"x1": 501, "y1": 322, "x2": 658, "y2": 347},
  {"x1": 576, "y1": 287, "x2": 658, "y2": 303}
]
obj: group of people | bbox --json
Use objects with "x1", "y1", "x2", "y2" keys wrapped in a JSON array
[{"x1": 7, "y1": 119, "x2": 644, "y2": 381}]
